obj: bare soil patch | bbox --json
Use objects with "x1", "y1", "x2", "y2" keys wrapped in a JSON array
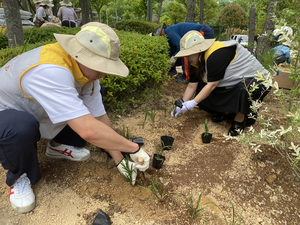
[{"x1": 0, "y1": 77, "x2": 299, "y2": 225}]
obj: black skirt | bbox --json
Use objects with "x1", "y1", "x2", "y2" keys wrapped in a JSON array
[{"x1": 196, "y1": 77, "x2": 271, "y2": 117}]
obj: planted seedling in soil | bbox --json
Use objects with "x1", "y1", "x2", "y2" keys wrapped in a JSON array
[
  {"x1": 206, "y1": 201, "x2": 244, "y2": 225},
  {"x1": 146, "y1": 107, "x2": 157, "y2": 123},
  {"x1": 120, "y1": 125, "x2": 130, "y2": 140},
  {"x1": 138, "y1": 174, "x2": 176, "y2": 202},
  {"x1": 178, "y1": 192, "x2": 206, "y2": 222},
  {"x1": 118, "y1": 155, "x2": 136, "y2": 186},
  {"x1": 143, "y1": 107, "x2": 157, "y2": 128}
]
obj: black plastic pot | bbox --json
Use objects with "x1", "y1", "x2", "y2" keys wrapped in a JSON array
[
  {"x1": 132, "y1": 137, "x2": 144, "y2": 147},
  {"x1": 161, "y1": 136, "x2": 174, "y2": 150},
  {"x1": 201, "y1": 133, "x2": 212, "y2": 144},
  {"x1": 93, "y1": 209, "x2": 111, "y2": 225},
  {"x1": 152, "y1": 154, "x2": 166, "y2": 169}
]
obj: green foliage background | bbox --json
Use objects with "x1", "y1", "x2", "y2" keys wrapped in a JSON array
[{"x1": 115, "y1": 19, "x2": 160, "y2": 35}]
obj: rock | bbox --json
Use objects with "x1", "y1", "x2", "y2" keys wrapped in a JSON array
[
  {"x1": 257, "y1": 217, "x2": 264, "y2": 223},
  {"x1": 258, "y1": 161, "x2": 266, "y2": 168},
  {"x1": 266, "y1": 174, "x2": 276, "y2": 184}
]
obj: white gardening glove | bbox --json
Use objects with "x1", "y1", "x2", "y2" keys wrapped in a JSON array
[
  {"x1": 117, "y1": 159, "x2": 137, "y2": 185},
  {"x1": 171, "y1": 106, "x2": 182, "y2": 118},
  {"x1": 130, "y1": 148, "x2": 150, "y2": 171},
  {"x1": 170, "y1": 56, "x2": 177, "y2": 65},
  {"x1": 181, "y1": 100, "x2": 198, "y2": 111}
]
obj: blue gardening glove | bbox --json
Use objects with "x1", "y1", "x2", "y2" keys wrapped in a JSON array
[
  {"x1": 129, "y1": 148, "x2": 150, "y2": 172},
  {"x1": 182, "y1": 100, "x2": 198, "y2": 112},
  {"x1": 117, "y1": 159, "x2": 137, "y2": 185},
  {"x1": 171, "y1": 106, "x2": 182, "y2": 118}
]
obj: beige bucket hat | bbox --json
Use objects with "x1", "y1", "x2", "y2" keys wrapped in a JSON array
[
  {"x1": 54, "y1": 22, "x2": 129, "y2": 77},
  {"x1": 59, "y1": 0, "x2": 72, "y2": 7},
  {"x1": 41, "y1": 0, "x2": 54, "y2": 7},
  {"x1": 175, "y1": 30, "x2": 216, "y2": 58}
]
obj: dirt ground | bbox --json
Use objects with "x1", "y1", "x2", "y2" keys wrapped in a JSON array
[{"x1": 0, "y1": 72, "x2": 299, "y2": 225}]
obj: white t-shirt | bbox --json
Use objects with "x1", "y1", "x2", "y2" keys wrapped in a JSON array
[{"x1": 21, "y1": 64, "x2": 106, "y2": 125}]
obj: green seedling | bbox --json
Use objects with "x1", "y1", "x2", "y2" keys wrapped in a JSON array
[
  {"x1": 206, "y1": 201, "x2": 244, "y2": 225},
  {"x1": 154, "y1": 140, "x2": 166, "y2": 160},
  {"x1": 143, "y1": 107, "x2": 148, "y2": 128},
  {"x1": 138, "y1": 174, "x2": 176, "y2": 202},
  {"x1": 178, "y1": 192, "x2": 206, "y2": 221},
  {"x1": 143, "y1": 107, "x2": 157, "y2": 128},
  {"x1": 120, "y1": 125, "x2": 130, "y2": 140},
  {"x1": 204, "y1": 118, "x2": 209, "y2": 137},
  {"x1": 160, "y1": 139, "x2": 173, "y2": 151},
  {"x1": 146, "y1": 107, "x2": 157, "y2": 123},
  {"x1": 119, "y1": 155, "x2": 136, "y2": 186}
]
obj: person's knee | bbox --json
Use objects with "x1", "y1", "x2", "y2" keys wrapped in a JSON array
[{"x1": 12, "y1": 114, "x2": 40, "y2": 142}]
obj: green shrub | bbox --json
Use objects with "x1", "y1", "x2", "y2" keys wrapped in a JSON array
[
  {"x1": 0, "y1": 39, "x2": 56, "y2": 66},
  {"x1": 23, "y1": 27, "x2": 80, "y2": 44},
  {"x1": 0, "y1": 33, "x2": 8, "y2": 49},
  {"x1": 115, "y1": 19, "x2": 160, "y2": 35},
  {"x1": 100, "y1": 30, "x2": 171, "y2": 112}
]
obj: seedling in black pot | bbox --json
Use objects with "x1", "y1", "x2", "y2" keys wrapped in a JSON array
[
  {"x1": 161, "y1": 136, "x2": 174, "y2": 150},
  {"x1": 152, "y1": 141, "x2": 166, "y2": 169},
  {"x1": 201, "y1": 119, "x2": 212, "y2": 143}
]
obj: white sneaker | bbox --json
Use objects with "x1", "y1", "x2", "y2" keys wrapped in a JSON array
[
  {"x1": 9, "y1": 173, "x2": 35, "y2": 213},
  {"x1": 46, "y1": 141, "x2": 91, "y2": 161}
]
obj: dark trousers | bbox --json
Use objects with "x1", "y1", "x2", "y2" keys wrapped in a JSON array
[
  {"x1": 0, "y1": 109, "x2": 86, "y2": 186},
  {"x1": 61, "y1": 20, "x2": 76, "y2": 27}
]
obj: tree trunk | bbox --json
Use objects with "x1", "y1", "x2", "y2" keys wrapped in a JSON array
[
  {"x1": 147, "y1": 0, "x2": 151, "y2": 22},
  {"x1": 90, "y1": 7, "x2": 94, "y2": 21},
  {"x1": 99, "y1": 12, "x2": 101, "y2": 23},
  {"x1": 157, "y1": 0, "x2": 163, "y2": 24},
  {"x1": 79, "y1": 0, "x2": 90, "y2": 25},
  {"x1": 115, "y1": 0, "x2": 118, "y2": 21},
  {"x1": 185, "y1": 0, "x2": 196, "y2": 23},
  {"x1": 27, "y1": 0, "x2": 35, "y2": 14},
  {"x1": 2, "y1": 0, "x2": 24, "y2": 47},
  {"x1": 248, "y1": 3, "x2": 255, "y2": 54},
  {"x1": 52, "y1": 0, "x2": 59, "y2": 18},
  {"x1": 199, "y1": 0, "x2": 204, "y2": 24},
  {"x1": 21, "y1": 0, "x2": 28, "y2": 11},
  {"x1": 255, "y1": 0, "x2": 279, "y2": 57},
  {"x1": 226, "y1": 25, "x2": 229, "y2": 40}
]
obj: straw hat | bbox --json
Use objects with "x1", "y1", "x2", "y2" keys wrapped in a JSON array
[
  {"x1": 283, "y1": 40, "x2": 291, "y2": 47},
  {"x1": 54, "y1": 22, "x2": 129, "y2": 77},
  {"x1": 40, "y1": 0, "x2": 54, "y2": 7},
  {"x1": 59, "y1": 0, "x2": 72, "y2": 7},
  {"x1": 175, "y1": 30, "x2": 216, "y2": 58}
]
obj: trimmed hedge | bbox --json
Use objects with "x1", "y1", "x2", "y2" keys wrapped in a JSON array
[
  {"x1": 115, "y1": 19, "x2": 161, "y2": 35},
  {"x1": 0, "y1": 29, "x2": 171, "y2": 112},
  {"x1": 101, "y1": 30, "x2": 171, "y2": 111}
]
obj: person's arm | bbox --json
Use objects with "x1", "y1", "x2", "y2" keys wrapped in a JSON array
[
  {"x1": 67, "y1": 114, "x2": 138, "y2": 154},
  {"x1": 194, "y1": 81, "x2": 220, "y2": 103},
  {"x1": 182, "y1": 82, "x2": 198, "y2": 102},
  {"x1": 95, "y1": 114, "x2": 125, "y2": 164},
  {"x1": 180, "y1": 81, "x2": 219, "y2": 112}
]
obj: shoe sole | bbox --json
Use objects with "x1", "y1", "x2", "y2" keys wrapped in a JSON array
[
  {"x1": 45, "y1": 151, "x2": 91, "y2": 161},
  {"x1": 11, "y1": 201, "x2": 36, "y2": 213}
]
